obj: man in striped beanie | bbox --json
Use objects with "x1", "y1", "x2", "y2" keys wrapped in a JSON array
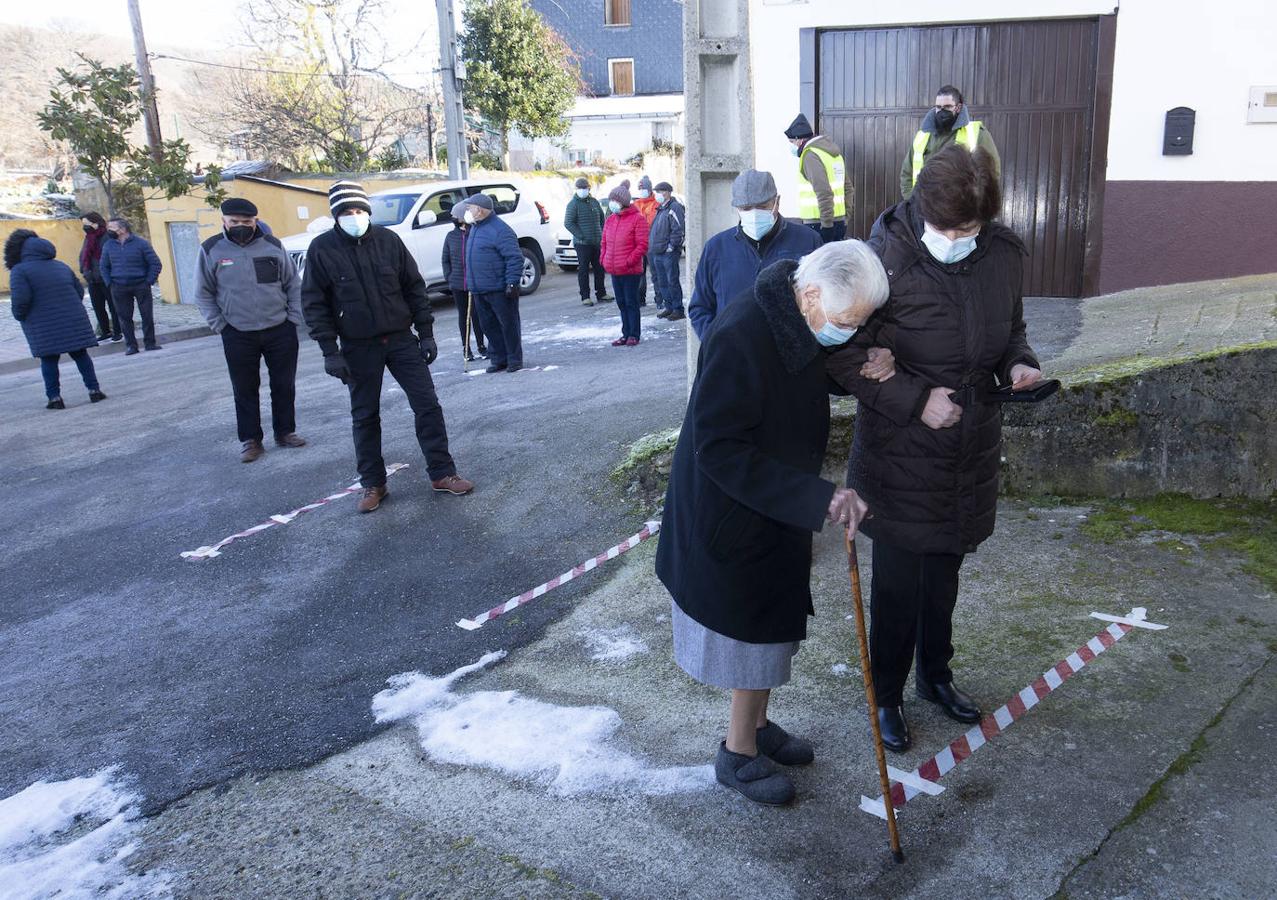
[{"x1": 301, "y1": 180, "x2": 475, "y2": 512}]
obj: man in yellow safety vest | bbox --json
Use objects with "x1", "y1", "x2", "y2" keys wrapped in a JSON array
[
  {"x1": 784, "y1": 113, "x2": 853, "y2": 244},
  {"x1": 899, "y1": 85, "x2": 1001, "y2": 199}
]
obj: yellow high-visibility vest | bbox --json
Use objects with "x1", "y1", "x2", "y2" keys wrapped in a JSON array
[
  {"x1": 910, "y1": 121, "x2": 982, "y2": 187},
  {"x1": 797, "y1": 144, "x2": 847, "y2": 221}
]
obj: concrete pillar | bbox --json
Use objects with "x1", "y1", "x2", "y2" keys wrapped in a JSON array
[{"x1": 682, "y1": 0, "x2": 754, "y2": 390}]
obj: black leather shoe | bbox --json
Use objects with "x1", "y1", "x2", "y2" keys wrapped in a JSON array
[
  {"x1": 877, "y1": 706, "x2": 911, "y2": 752},
  {"x1": 916, "y1": 680, "x2": 982, "y2": 724}
]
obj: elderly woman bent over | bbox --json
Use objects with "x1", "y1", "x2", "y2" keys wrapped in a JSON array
[{"x1": 656, "y1": 241, "x2": 893, "y2": 806}]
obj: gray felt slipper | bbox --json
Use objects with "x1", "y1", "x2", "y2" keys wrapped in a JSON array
[
  {"x1": 715, "y1": 742, "x2": 795, "y2": 806},
  {"x1": 756, "y1": 720, "x2": 815, "y2": 766}
]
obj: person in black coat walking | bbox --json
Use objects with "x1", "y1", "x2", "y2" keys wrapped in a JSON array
[
  {"x1": 6, "y1": 229, "x2": 106, "y2": 409},
  {"x1": 825, "y1": 145, "x2": 1043, "y2": 753},
  {"x1": 302, "y1": 180, "x2": 475, "y2": 512},
  {"x1": 656, "y1": 241, "x2": 896, "y2": 806},
  {"x1": 439, "y1": 199, "x2": 486, "y2": 362},
  {"x1": 78, "y1": 212, "x2": 120, "y2": 341}
]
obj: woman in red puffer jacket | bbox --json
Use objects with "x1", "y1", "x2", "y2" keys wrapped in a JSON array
[{"x1": 600, "y1": 180, "x2": 649, "y2": 346}]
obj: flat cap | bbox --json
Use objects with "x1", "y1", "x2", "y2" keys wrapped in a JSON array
[
  {"x1": 220, "y1": 197, "x2": 258, "y2": 216},
  {"x1": 731, "y1": 169, "x2": 778, "y2": 207}
]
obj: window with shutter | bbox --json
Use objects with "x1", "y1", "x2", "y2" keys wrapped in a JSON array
[
  {"x1": 604, "y1": 0, "x2": 631, "y2": 26},
  {"x1": 609, "y1": 59, "x2": 634, "y2": 96}
]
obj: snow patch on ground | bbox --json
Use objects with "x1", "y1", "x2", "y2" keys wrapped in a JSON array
[
  {"x1": 831, "y1": 664, "x2": 851, "y2": 676},
  {"x1": 578, "y1": 626, "x2": 648, "y2": 662},
  {"x1": 0, "y1": 768, "x2": 169, "y2": 900},
  {"x1": 523, "y1": 319, "x2": 624, "y2": 344},
  {"x1": 373, "y1": 653, "x2": 712, "y2": 796}
]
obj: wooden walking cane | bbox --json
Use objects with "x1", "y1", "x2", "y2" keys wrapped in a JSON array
[
  {"x1": 845, "y1": 530, "x2": 905, "y2": 864},
  {"x1": 463, "y1": 291, "x2": 474, "y2": 373}
]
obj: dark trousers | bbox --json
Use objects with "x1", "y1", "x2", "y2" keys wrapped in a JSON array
[
  {"x1": 869, "y1": 538, "x2": 966, "y2": 707},
  {"x1": 220, "y1": 321, "x2": 298, "y2": 443},
  {"x1": 86, "y1": 279, "x2": 119, "y2": 337},
  {"x1": 611, "y1": 273, "x2": 642, "y2": 339},
  {"x1": 40, "y1": 349, "x2": 98, "y2": 399},
  {"x1": 649, "y1": 251, "x2": 683, "y2": 312},
  {"x1": 807, "y1": 221, "x2": 847, "y2": 244},
  {"x1": 343, "y1": 331, "x2": 456, "y2": 486},
  {"x1": 473, "y1": 291, "x2": 522, "y2": 367},
  {"x1": 575, "y1": 244, "x2": 607, "y2": 299},
  {"x1": 450, "y1": 290, "x2": 486, "y2": 354},
  {"x1": 110, "y1": 282, "x2": 157, "y2": 351}
]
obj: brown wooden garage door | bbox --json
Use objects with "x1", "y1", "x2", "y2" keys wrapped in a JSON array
[{"x1": 810, "y1": 19, "x2": 1107, "y2": 297}]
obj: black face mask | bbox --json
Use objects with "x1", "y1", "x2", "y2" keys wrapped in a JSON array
[
  {"x1": 83, "y1": 223, "x2": 96, "y2": 234},
  {"x1": 106, "y1": 230, "x2": 120, "y2": 239},
  {"x1": 227, "y1": 225, "x2": 255, "y2": 245},
  {"x1": 934, "y1": 108, "x2": 957, "y2": 132}
]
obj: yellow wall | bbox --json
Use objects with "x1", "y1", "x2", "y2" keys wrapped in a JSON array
[
  {"x1": 144, "y1": 180, "x2": 328, "y2": 303},
  {"x1": 0, "y1": 219, "x2": 87, "y2": 294}
]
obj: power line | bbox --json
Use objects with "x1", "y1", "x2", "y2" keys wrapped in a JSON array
[{"x1": 150, "y1": 52, "x2": 439, "y2": 84}]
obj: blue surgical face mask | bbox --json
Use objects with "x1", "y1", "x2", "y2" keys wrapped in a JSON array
[
  {"x1": 635, "y1": 189, "x2": 651, "y2": 199},
  {"x1": 921, "y1": 224, "x2": 978, "y2": 264},
  {"x1": 738, "y1": 208, "x2": 775, "y2": 241},
  {"x1": 790, "y1": 144, "x2": 800, "y2": 156},
  {"x1": 576, "y1": 188, "x2": 590, "y2": 199},
  {"x1": 608, "y1": 200, "x2": 622, "y2": 214},
  {"x1": 338, "y1": 213, "x2": 370, "y2": 238},
  {"x1": 815, "y1": 321, "x2": 857, "y2": 347}
]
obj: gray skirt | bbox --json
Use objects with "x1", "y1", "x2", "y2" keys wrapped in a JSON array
[{"x1": 670, "y1": 600, "x2": 801, "y2": 690}]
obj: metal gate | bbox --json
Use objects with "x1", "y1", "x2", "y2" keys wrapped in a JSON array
[
  {"x1": 811, "y1": 18, "x2": 1110, "y2": 297},
  {"x1": 167, "y1": 221, "x2": 201, "y2": 304}
]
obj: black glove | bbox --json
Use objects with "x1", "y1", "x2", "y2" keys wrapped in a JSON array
[
  {"x1": 419, "y1": 335, "x2": 438, "y2": 366},
  {"x1": 504, "y1": 284, "x2": 520, "y2": 300},
  {"x1": 819, "y1": 226, "x2": 838, "y2": 244},
  {"x1": 323, "y1": 353, "x2": 351, "y2": 385}
]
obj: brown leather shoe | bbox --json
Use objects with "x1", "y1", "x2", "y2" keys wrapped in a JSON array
[
  {"x1": 431, "y1": 474, "x2": 475, "y2": 495},
  {"x1": 241, "y1": 440, "x2": 265, "y2": 463},
  {"x1": 275, "y1": 433, "x2": 307, "y2": 448},
  {"x1": 357, "y1": 485, "x2": 388, "y2": 513}
]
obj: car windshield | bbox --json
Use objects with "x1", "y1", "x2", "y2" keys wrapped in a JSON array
[{"x1": 368, "y1": 194, "x2": 419, "y2": 226}]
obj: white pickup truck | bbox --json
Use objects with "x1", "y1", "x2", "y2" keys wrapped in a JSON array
[{"x1": 281, "y1": 178, "x2": 558, "y2": 296}]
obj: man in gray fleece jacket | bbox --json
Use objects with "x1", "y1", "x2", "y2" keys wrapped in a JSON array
[{"x1": 195, "y1": 197, "x2": 306, "y2": 462}]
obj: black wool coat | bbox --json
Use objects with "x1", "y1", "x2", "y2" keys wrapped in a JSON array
[
  {"x1": 655, "y1": 259, "x2": 838, "y2": 645},
  {"x1": 826, "y1": 197, "x2": 1038, "y2": 555}
]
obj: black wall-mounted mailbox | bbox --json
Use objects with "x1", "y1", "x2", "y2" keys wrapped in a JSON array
[{"x1": 1164, "y1": 107, "x2": 1196, "y2": 155}]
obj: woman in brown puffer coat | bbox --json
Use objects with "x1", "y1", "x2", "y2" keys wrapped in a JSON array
[{"x1": 826, "y1": 144, "x2": 1043, "y2": 753}]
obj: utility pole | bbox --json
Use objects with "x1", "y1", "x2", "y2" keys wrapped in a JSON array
[
  {"x1": 436, "y1": 0, "x2": 469, "y2": 180},
  {"x1": 127, "y1": 0, "x2": 164, "y2": 164},
  {"x1": 426, "y1": 103, "x2": 435, "y2": 165}
]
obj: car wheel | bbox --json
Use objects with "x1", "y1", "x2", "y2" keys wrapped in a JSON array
[{"x1": 519, "y1": 247, "x2": 542, "y2": 294}]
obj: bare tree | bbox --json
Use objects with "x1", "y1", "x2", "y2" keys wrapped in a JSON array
[{"x1": 188, "y1": 0, "x2": 440, "y2": 171}]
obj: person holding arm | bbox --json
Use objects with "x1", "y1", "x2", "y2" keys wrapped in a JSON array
[
  {"x1": 826, "y1": 144, "x2": 1041, "y2": 752},
  {"x1": 656, "y1": 240, "x2": 896, "y2": 806}
]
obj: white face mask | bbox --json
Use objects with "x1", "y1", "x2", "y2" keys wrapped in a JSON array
[
  {"x1": 921, "y1": 223, "x2": 978, "y2": 264},
  {"x1": 338, "y1": 213, "x2": 370, "y2": 238},
  {"x1": 575, "y1": 188, "x2": 590, "y2": 199},
  {"x1": 463, "y1": 209, "x2": 478, "y2": 225}
]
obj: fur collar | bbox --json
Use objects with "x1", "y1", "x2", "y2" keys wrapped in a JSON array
[{"x1": 753, "y1": 258, "x2": 820, "y2": 375}]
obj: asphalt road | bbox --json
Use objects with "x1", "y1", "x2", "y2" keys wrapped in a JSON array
[
  {"x1": 0, "y1": 271, "x2": 690, "y2": 812},
  {"x1": 0, "y1": 270, "x2": 1077, "y2": 815}
]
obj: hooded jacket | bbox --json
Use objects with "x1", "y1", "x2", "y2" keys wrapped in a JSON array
[
  {"x1": 9, "y1": 237, "x2": 98, "y2": 358},
  {"x1": 825, "y1": 197, "x2": 1037, "y2": 555},
  {"x1": 600, "y1": 204, "x2": 648, "y2": 276},
  {"x1": 899, "y1": 105, "x2": 1002, "y2": 199},
  {"x1": 656, "y1": 258, "x2": 837, "y2": 644},
  {"x1": 301, "y1": 223, "x2": 433, "y2": 353},
  {"x1": 688, "y1": 217, "x2": 822, "y2": 339},
  {"x1": 195, "y1": 228, "x2": 302, "y2": 333}
]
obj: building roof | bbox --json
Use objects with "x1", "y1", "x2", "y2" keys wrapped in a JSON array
[{"x1": 568, "y1": 93, "x2": 684, "y2": 121}]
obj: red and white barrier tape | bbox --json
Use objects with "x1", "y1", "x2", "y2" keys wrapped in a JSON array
[
  {"x1": 859, "y1": 607, "x2": 1167, "y2": 820},
  {"x1": 180, "y1": 463, "x2": 409, "y2": 560},
  {"x1": 456, "y1": 520, "x2": 661, "y2": 630}
]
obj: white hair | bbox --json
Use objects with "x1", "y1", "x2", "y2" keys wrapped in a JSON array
[{"x1": 793, "y1": 239, "x2": 890, "y2": 316}]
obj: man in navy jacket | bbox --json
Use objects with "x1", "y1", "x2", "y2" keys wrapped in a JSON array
[
  {"x1": 100, "y1": 217, "x2": 163, "y2": 354},
  {"x1": 462, "y1": 193, "x2": 525, "y2": 373},
  {"x1": 687, "y1": 170, "x2": 822, "y2": 340}
]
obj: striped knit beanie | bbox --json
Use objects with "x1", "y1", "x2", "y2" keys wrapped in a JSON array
[{"x1": 328, "y1": 180, "x2": 372, "y2": 217}]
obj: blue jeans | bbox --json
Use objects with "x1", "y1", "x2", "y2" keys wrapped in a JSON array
[
  {"x1": 41, "y1": 349, "x2": 99, "y2": 399},
  {"x1": 611, "y1": 274, "x2": 642, "y2": 340},
  {"x1": 650, "y1": 251, "x2": 683, "y2": 312}
]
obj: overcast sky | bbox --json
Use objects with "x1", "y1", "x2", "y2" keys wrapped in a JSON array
[{"x1": 3, "y1": 0, "x2": 442, "y2": 88}]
